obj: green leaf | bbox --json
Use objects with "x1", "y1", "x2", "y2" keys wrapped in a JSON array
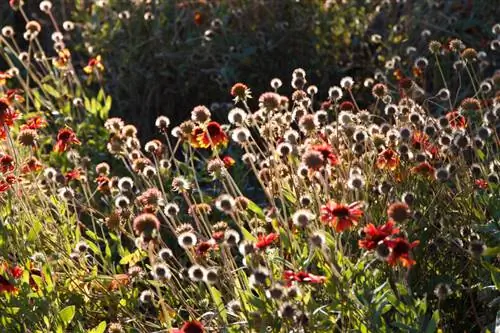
[
  {"x1": 240, "y1": 226, "x2": 256, "y2": 241},
  {"x1": 424, "y1": 310, "x2": 440, "y2": 333},
  {"x1": 88, "y1": 321, "x2": 106, "y2": 333},
  {"x1": 247, "y1": 200, "x2": 265, "y2": 219},
  {"x1": 210, "y1": 286, "x2": 227, "y2": 323},
  {"x1": 100, "y1": 95, "x2": 112, "y2": 120},
  {"x1": 42, "y1": 84, "x2": 61, "y2": 99},
  {"x1": 59, "y1": 305, "x2": 75, "y2": 326}
]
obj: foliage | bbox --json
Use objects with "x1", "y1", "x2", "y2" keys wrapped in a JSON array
[{"x1": 0, "y1": 1, "x2": 500, "y2": 333}]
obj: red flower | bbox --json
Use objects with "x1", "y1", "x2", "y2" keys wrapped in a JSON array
[
  {"x1": 358, "y1": 220, "x2": 400, "y2": 250},
  {"x1": 0, "y1": 97, "x2": 19, "y2": 127},
  {"x1": 230, "y1": 83, "x2": 250, "y2": 102},
  {"x1": 376, "y1": 149, "x2": 399, "y2": 170},
  {"x1": 65, "y1": 168, "x2": 82, "y2": 182},
  {"x1": 320, "y1": 201, "x2": 363, "y2": 232},
  {"x1": 384, "y1": 237, "x2": 419, "y2": 268},
  {"x1": 255, "y1": 232, "x2": 279, "y2": 250},
  {"x1": 339, "y1": 101, "x2": 355, "y2": 111},
  {"x1": 54, "y1": 127, "x2": 81, "y2": 153},
  {"x1": 21, "y1": 116, "x2": 47, "y2": 130},
  {"x1": 446, "y1": 111, "x2": 467, "y2": 129},
  {"x1": 411, "y1": 162, "x2": 435, "y2": 178},
  {"x1": 0, "y1": 180, "x2": 10, "y2": 193},
  {"x1": 96, "y1": 175, "x2": 111, "y2": 193},
  {"x1": 283, "y1": 270, "x2": 326, "y2": 286},
  {"x1": 222, "y1": 156, "x2": 235, "y2": 168},
  {"x1": 195, "y1": 240, "x2": 217, "y2": 257},
  {"x1": 475, "y1": 179, "x2": 488, "y2": 189},
  {"x1": 21, "y1": 158, "x2": 43, "y2": 174},
  {"x1": 176, "y1": 320, "x2": 205, "y2": 333},
  {"x1": 412, "y1": 131, "x2": 438, "y2": 157},
  {"x1": 0, "y1": 263, "x2": 23, "y2": 294},
  {"x1": 0, "y1": 154, "x2": 15, "y2": 173},
  {"x1": 311, "y1": 144, "x2": 339, "y2": 166},
  {"x1": 195, "y1": 122, "x2": 228, "y2": 149}
]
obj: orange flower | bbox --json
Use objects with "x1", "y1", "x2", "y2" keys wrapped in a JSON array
[
  {"x1": 54, "y1": 127, "x2": 81, "y2": 153},
  {"x1": 412, "y1": 131, "x2": 438, "y2": 158},
  {"x1": 65, "y1": 168, "x2": 82, "y2": 182},
  {"x1": 194, "y1": 11, "x2": 203, "y2": 25},
  {"x1": 21, "y1": 157, "x2": 43, "y2": 174},
  {"x1": 376, "y1": 149, "x2": 400, "y2": 170}
]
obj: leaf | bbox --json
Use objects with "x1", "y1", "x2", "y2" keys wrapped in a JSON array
[
  {"x1": 42, "y1": 84, "x2": 61, "y2": 99},
  {"x1": 210, "y1": 286, "x2": 227, "y2": 323},
  {"x1": 247, "y1": 200, "x2": 265, "y2": 219},
  {"x1": 100, "y1": 95, "x2": 112, "y2": 120},
  {"x1": 424, "y1": 310, "x2": 440, "y2": 333},
  {"x1": 59, "y1": 305, "x2": 75, "y2": 326},
  {"x1": 240, "y1": 226, "x2": 256, "y2": 242},
  {"x1": 88, "y1": 321, "x2": 106, "y2": 333}
]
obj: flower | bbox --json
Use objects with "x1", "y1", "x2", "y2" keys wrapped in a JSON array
[
  {"x1": 376, "y1": 149, "x2": 400, "y2": 170},
  {"x1": 283, "y1": 270, "x2": 326, "y2": 286},
  {"x1": 311, "y1": 144, "x2": 339, "y2": 166},
  {"x1": 172, "y1": 320, "x2": 205, "y2": 333},
  {"x1": 65, "y1": 168, "x2": 82, "y2": 182},
  {"x1": 384, "y1": 237, "x2": 419, "y2": 267},
  {"x1": 84, "y1": 55, "x2": 104, "y2": 74},
  {"x1": 230, "y1": 83, "x2": 251, "y2": 103},
  {"x1": 358, "y1": 220, "x2": 400, "y2": 250},
  {"x1": 0, "y1": 97, "x2": 19, "y2": 127},
  {"x1": 411, "y1": 162, "x2": 435, "y2": 178},
  {"x1": 132, "y1": 213, "x2": 160, "y2": 236},
  {"x1": 387, "y1": 202, "x2": 411, "y2": 222},
  {"x1": 222, "y1": 156, "x2": 235, "y2": 168},
  {"x1": 193, "y1": 122, "x2": 228, "y2": 149},
  {"x1": 0, "y1": 154, "x2": 15, "y2": 173},
  {"x1": 54, "y1": 127, "x2": 81, "y2": 153},
  {"x1": 320, "y1": 201, "x2": 363, "y2": 232},
  {"x1": 446, "y1": 111, "x2": 467, "y2": 129},
  {"x1": 255, "y1": 232, "x2": 279, "y2": 249}
]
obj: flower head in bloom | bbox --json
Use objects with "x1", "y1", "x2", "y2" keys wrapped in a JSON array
[
  {"x1": 54, "y1": 127, "x2": 81, "y2": 153},
  {"x1": 0, "y1": 154, "x2": 15, "y2": 173},
  {"x1": 384, "y1": 237, "x2": 419, "y2": 267},
  {"x1": 65, "y1": 168, "x2": 82, "y2": 182},
  {"x1": 320, "y1": 201, "x2": 363, "y2": 232},
  {"x1": 21, "y1": 157, "x2": 42, "y2": 174},
  {"x1": 83, "y1": 55, "x2": 104, "y2": 74},
  {"x1": 283, "y1": 270, "x2": 326, "y2": 286},
  {"x1": 311, "y1": 144, "x2": 339, "y2": 166},
  {"x1": 376, "y1": 149, "x2": 400, "y2": 171},
  {"x1": 255, "y1": 232, "x2": 279, "y2": 250},
  {"x1": 170, "y1": 320, "x2": 205, "y2": 333},
  {"x1": 411, "y1": 162, "x2": 435, "y2": 178},
  {"x1": 446, "y1": 111, "x2": 467, "y2": 129},
  {"x1": 358, "y1": 220, "x2": 400, "y2": 250},
  {"x1": 230, "y1": 83, "x2": 251, "y2": 103},
  {"x1": 0, "y1": 97, "x2": 19, "y2": 127},
  {"x1": 21, "y1": 116, "x2": 47, "y2": 131},
  {"x1": 194, "y1": 121, "x2": 228, "y2": 149}
]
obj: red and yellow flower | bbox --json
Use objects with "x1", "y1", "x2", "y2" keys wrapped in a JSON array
[
  {"x1": 376, "y1": 149, "x2": 400, "y2": 170},
  {"x1": 191, "y1": 121, "x2": 228, "y2": 149},
  {"x1": 54, "y1": 127, "x2": 81, "y2": 153},
  {"x1": 320, "y1": 201, "x2": 363, "y2": 232}
]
